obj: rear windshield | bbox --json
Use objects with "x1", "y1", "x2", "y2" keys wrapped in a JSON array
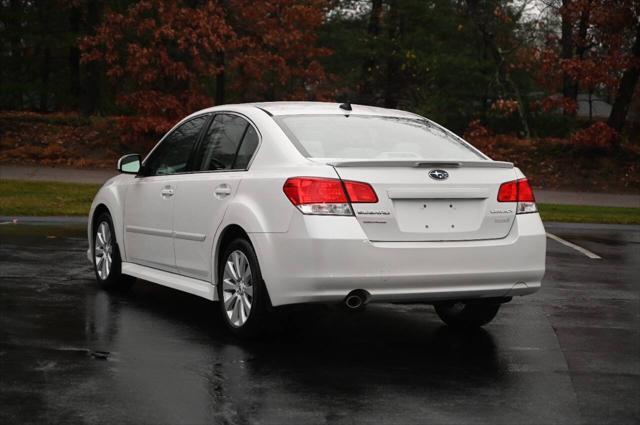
[{"x1": 276, "y1": 115, "x2": 485, "y2": 160}]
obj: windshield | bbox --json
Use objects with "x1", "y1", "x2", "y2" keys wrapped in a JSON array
[{"x1": 276, "y1": 115, "x2": 485, "y2": 160}]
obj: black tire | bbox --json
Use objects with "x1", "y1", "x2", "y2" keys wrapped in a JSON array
[
  {"x1": 92, "y1": 212, "x2": 136, "y2": 290},
  {"x1": 434, "y1": 300, "x2": 501, "y2": 329},
  {"x1": 217, "y1": 238, "x2": 270, "y2": 337}
]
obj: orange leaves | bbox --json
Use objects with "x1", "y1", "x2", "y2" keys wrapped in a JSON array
[
  {"x1": 535, "y1": 0, "x2": 639, "y2": 96},
  {"x1": 227, "y1": 0, "x2": 332, "y2": 101},
  {"x1": 491, "y1": 99, "x2": 519, "y2": 115},
  {"x1": 493, "y1": 6, "x2": 512, "y2": 24},
  {"x1": 530, "y1": 96, "x2": 578, "y2": 115},
  {"x1": 561, "y1": 56, "x2": 624, "y2": 91},
  {"x1": 463, "y1": 120, "x2": 491, "y2": 142},
  {"x1": 569, "y1": 122, "x2": 619, "y2": 149},
  {"x1": 79, "y1": 0, "x2": 332, "y2": 143},
  {"x1": 0, "y1": 112, "x2": 126, "y2": 169}
]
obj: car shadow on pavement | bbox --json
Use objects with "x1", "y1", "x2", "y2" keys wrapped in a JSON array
[
  {"x1": 94, "y1": 282, "x2": 508, "y2": 422},
  {"x1": 102, "y1": 279, "x2": 505, "y2": 385}
]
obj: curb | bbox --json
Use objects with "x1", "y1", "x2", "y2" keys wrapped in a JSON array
[
  {"x1": 543, "y1": 221, "x2": 640, "y2": 231},
  {"x1": 0, "y1": 216, "x2": 88, "y2": 225}
]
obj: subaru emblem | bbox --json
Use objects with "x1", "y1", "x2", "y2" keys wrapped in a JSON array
[{"x1": 428, "y1": 169, "x2": 449, "y2": 180}]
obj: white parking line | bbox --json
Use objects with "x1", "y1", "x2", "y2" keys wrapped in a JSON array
[
  {"x1": 547, "y1": 233, "x2": 602, "y2": 259},
  {"x1": 0, "y1": 221, "x2": 14, "y2": 225}
]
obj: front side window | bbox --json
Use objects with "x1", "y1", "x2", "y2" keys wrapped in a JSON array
[
  {"x1": 144, "y1": 115, "x2": 209, "y2": 176},
  {"x1": 276, "y1": 115, "x2": 485, "y2": 160},
  {"x1": 197, "y1": 114, "x2": 258, "y2": 171}
]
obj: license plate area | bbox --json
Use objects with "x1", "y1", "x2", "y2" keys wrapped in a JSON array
[{"x1": 393, "y1": 199, "x2": 485, "y2": 234}]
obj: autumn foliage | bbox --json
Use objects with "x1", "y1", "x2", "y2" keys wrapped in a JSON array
[
  {"x1": 531, "y1": 0, "x2": 639, "y2": 122},
  {"x1": 3, "y1": 0, "x2": 639, "y2": 151},
  {"x1": 569, "y1": 122, "x2": 619, "y2": 149},
  {"x1": 226, "y1": 0, "x2": 333, "y2": 101},
  {"x1": 80, "y1": 0, "x2": 331, "y2": 142}
]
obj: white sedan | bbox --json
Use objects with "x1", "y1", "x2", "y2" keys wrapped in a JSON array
[{"x1": 87, "y1": 102, "x2": 546, "y2": 336}]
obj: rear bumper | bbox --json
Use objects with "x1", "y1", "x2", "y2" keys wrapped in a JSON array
[{"x1": 250, "y1": 213, "x2": 546, "y2": 307}]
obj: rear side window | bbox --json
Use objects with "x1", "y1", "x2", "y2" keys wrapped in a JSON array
[
  {"x1": 197, "y1": 114, "x2": 258, "y2": 171},
  {"x1": 276, "y1": 115, "x2": 484, "y2": 160},
  {"x1": 144, "y1": 115, "x2": 209, "y2": 176},
  {"x1": 234, "y1": 125, "x2": 259, "y2": 169}
]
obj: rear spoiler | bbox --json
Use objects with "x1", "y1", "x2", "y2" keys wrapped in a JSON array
[{"x1": 325, "y1": 160, "x2": 514, "y2": 169}]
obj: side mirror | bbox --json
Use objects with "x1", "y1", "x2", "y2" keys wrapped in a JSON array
[{"x1": 117, "y1": 154, "x2": 141, "y2": 174}]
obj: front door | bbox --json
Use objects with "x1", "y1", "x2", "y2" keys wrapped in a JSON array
[
  {"x1": 124, "y1": 114, "x2": 210, "y2": 271},
  {"x1": 172, "y1": 113, "x2": 260, "y2": 281}
]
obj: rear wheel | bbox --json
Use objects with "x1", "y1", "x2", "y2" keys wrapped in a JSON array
[
  {"x1": 93, "y1": 212, "x2": 135, "y2": 290},
  {"x1": 218, "y1": 238, "x2": 270, "y2": 337},
  {"x1": 434, "y1": 300, "x2": 501, "y2": 329}
]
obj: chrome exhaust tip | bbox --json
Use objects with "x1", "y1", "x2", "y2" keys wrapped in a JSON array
[
  {"x1": 344, "y1": 290, "x2": 370, "y2": 311},
  {"x1": 345, "y1": 295, "x2": 363, "y2": 309}
]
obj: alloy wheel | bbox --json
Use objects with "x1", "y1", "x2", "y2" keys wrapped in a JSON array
[
  {"x1": 94, "y1": 221, "x2": 113, "y2": 280},
  {"x1": 222, "y1": 250, "x2": 253, "y2": 327}
]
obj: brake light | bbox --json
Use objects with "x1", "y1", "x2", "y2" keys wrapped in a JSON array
[
  {"x1": 283, "y1": 177, "x2": 377, "y2": 215},
  {"x1": 343, "y1": 181, "x2": 378, "y2": 203},
  {"x1": 516, "y1": 179, "x2": 535, "y2": 202},
  {"x1": 283, "y1": 177, "x2": 347, "y2": 204},
  {"x1": 497, "y1": 178, "x2": 537, "y2": 214},
  {"x1": 497, "y1": 180, "x2": 518, "y2": 202}
]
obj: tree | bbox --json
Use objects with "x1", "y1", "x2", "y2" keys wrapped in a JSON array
[
  {"x1": 0, "y1": 0, "x2": 121, "y2": 112},
  {"x1": 80, "y1": 1, "x2": 233, "y2": 139},
  {"x1": 321, "y1": 0, "x2": 542, "y2": 135},
  {"x1": 534, "y1": 0, "x2": 639, "y2": 134},
  {"x1": 225, "y1": 0, "x2": 332, "y2": 102},
  {"x1": 358, "y1": 0, "x2": 383, "y2": 105},
  {"x1": 608, "y1": 18, "x2": 640, "y2": 132},
  {"x1": 465, "y1": 0, "x2": 533, "y2": 137},
  {"x1": 80, "y1": 0, "x2": 331, "y2": 141}
]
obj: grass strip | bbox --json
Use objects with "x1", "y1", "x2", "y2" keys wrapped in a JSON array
[
  {"x1": 0, "y1": 180, "x2": 638, "y2": 224},
  {"x1": 0, "y1": 180, "x2": 100, "y2": 216}
]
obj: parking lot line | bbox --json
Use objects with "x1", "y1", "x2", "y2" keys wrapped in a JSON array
[{"x1": 546, "y1": 232, "x2": 602, "y2": 259}]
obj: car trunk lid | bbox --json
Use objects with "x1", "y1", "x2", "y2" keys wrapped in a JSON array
[{"x1": 322, "y1": 159, "x2": 518, "y2": 242}]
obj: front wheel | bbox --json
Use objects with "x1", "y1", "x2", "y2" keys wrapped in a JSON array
[
  {"x1": 93, "y1": 212, "x2": 135, "y2": 290},
  {"x1": 434, "y1": 300, "x2": 501, "y2": 329},
  {"x1": 217, "y1": 238, "x2": 270, "y2": 337}
]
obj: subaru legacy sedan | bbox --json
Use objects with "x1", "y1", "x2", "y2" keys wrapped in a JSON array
[{"x1": 87, "y1": 102, "x2": 546, "y2": 336}]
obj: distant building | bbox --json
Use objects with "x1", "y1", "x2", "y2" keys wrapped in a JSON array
[
  {"x1": 535, "y1": 92, "x2": 639, "y2": 123},
  {"x1": 576, "y1": 93, "x2": 612, "y2": 120}
]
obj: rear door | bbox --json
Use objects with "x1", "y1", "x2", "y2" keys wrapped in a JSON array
[
  {"x1": 172, "y1": 113, "x2": 260, "y2": 281},
  {"x1": 332, "y1": 161, "x2": 518, "y2": 242},
  {"x1": 124, "y1": 114, "x2": 209, "y2": 270}
]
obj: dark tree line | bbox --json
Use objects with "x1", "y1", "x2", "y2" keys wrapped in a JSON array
[
  {"x1": 0, "y1": 0, "x2": 116, "y2": 113},
  {"x1": 1, "y1": 0, "x2": 638, "y2": 139}
]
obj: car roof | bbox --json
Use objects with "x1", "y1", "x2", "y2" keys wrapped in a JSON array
[{"x1": 249, "y1": 101, "x2": 421, "y2": 118}]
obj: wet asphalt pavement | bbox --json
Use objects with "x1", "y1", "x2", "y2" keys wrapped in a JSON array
[{"x1": 0, "y1": 223, "x2": 638, "y2": 425}]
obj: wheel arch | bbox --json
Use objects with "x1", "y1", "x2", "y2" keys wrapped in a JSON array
[
  {"x1": 90, "y1": 203, "x2": 126, "y2": 259},
  {"x1": 91, "y1": 203, "x2": 110, "y2": 232},
  {"x1": 214, "y1": 224, "x2": 252, "y2": 286},
  {"x1": 87, "y1": 178, "x2": 129, "y2": 261}
]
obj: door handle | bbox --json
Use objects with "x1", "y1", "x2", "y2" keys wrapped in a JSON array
[
  {"x1": 214, "y1": 184, "x2": 232, "y2": 198},
  {"x1": 161, "y1": 187, "x2": 175, "y2": 197}
]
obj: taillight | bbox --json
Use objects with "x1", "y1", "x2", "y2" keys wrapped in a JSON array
[
  {"x1": 497, "y1": 178, "x2": 537, "y2": 214},
  {"x1": 283, "y1": 177, "x2": 377, "y2": 215},
  {"x1": 343, "y1": 180, "x2": 378, "y2": 203}
]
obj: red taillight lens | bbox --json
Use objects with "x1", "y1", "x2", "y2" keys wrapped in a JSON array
[
  {"x1": 516, "y1": 179, "x2": 535, "y2": 202},
  {"x1": 283, "y1": 177, "x2": 378, "y2": 215},
  {"x1": 343, "y1": 181, "x2": 378, "y2": 203},
  {"x1": 497, "y1": 180, "x2": 518, "y2": 202},
  {"x1": 497, "y1": 178, "x2": 537, "y2": 214},
  {"x1": 283, "y1": 177, "x2": 347, "y2": 205},
  {"x1": 498, "y1": 178, "x2": 535, "y2": 202}
]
